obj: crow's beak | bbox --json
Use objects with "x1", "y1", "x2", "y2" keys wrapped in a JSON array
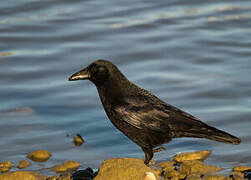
[{"x1": 69, "y1": 68, "x2": 90, "y2": 81}]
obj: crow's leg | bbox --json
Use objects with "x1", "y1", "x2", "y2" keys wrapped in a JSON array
[{"x1": 142, "y1": 147, "x2": 153, "y2": 165}]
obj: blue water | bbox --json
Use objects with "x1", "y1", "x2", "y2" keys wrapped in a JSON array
[{"x1": 1, "y1": 0, "x2": 251, "y2": 173}]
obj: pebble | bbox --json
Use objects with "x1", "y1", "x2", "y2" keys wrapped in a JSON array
[
  {"x1": 173, "y1": 150, "x2": 211, "y2": 163},
  {"x1": 0, "y1": 161, "x2": 12, "y2": 173},
  {"x1": 51, "y1": 160, "x2": 80, "y2": 173},
  {"x1": 74, "y1": 134, "x2": 85, "y2": 146},
  {"x1": 17, "y1": 160, "x2": 31, "y2": 169},
  {"x1": 233, "y1": 165, "x2": 251, "y2": 172},
  {"x1": 27, "y1": 150, "x2": 51, "y2": 162},
  {"x1": 178, "y1": 160, "x2": 222, "y2": 176}
]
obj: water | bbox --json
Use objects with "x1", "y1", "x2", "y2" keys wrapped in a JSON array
[{"x1": 1, "y1": 0, "x2": 251, "y2": 173}]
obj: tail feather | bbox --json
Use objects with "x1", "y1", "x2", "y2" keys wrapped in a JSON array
[{"x1": 173, "y1": 122, "x2": 241, "y2": 145}]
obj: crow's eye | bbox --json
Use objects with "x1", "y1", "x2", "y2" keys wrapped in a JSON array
[{"x1": 98, "y1": 66, "x2": 106, "y2": 72}]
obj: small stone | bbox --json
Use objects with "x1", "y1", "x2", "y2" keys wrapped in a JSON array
[
  {"x1": 0, "y1": 171, "x2": 43, "y2": 180},
  {"x1": 173, "y1": 150, "x2": 211, "y2": 163},
  {"x1": 230, "y1": 171, "x2": 244, "y2": 178},
  {"x1": 61, "y1": 160, "x2": 80, "y2": 171},
  {"x1": 144, "y1": 172, "x2": 156, "y2": 180},
  {"x1": 186, "y1": 174, "x2": 202, "y2": 180},
  {"x1": 51, "y1": 165, "x2": 68, "y2": 173},
  {"x1": 71, "y1": 168, "x2": 95, "y2": 180},
  {"x1": 230, "y1": 174, "x2": 245, "y2": 180},
  {"x1": 157, "y1": 161, "x2": 175, "y2": 171},
  {"x1": 202, "y1": 174, "x2": 226, "y2": 180},
  {"x1": 74, "y1": 134, "x2": 85, "y2": 146},
  {"x1": 233, "y1": 165, "x2": 251, "y2": 172},
  {"x1": 178, "y1": 160, "x2": 222, "y2": 176},
  {"x1": 51, "y1": 160, "x2": 80, "y2": 172},
  {"x1": 164, "y1": 170, "x2": 180, "y2": 179},
  {"x1": 17, "y1": 160, "x2": 31, "y2": 169},
  {"x1": 0, "y1": 161, "x2": 12, "y2": 173},
  {"x1": 27, "y1": 150, "x2": 51, "y2": 162}
]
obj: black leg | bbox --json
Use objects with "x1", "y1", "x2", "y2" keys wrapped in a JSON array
[{"x1": 142, "y1": 147, "x2": 153, "y2": 165}]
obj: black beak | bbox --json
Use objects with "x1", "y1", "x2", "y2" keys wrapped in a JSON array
[{"x1": 69, "y1": 68, "x2": 90, "y2": 81}]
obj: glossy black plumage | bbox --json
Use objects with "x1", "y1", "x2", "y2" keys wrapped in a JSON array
[{"x1": 69, "y1": 59, "x2": 241, "y2": 165}]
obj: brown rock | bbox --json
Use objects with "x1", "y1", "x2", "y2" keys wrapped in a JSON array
[
  {"x1": 186, "y1": 174, "x2": 202, "y2": 180},
  {"x1": 17, "y1": 160, "x2": 31, "y2": 169},
  {"x1": 74, "y1": 134, "x2": 85, "y2": 146},
  {"x1": 0, "y1": 171, "x2": 45, "y2": 180},
  {"x1": 173, "y1": 150, "x2": 211, "y2": 163},
  {"x1": 27, "y1": 150, "x2": 51, "y2": 162},
  {"x1": 230, "y1": 171, "x2": 244, "y2": 178},
  {"x1": 178, "y1": 160, "x2": 222, "y2": 176},
  {"x1": 51, "y1": 160, "x2": 79, "y2": 173},
  {"x1": 157, "y1": 161, "x2": 175, "y2": 171},
  {"x1": 0, "y1": 161, "x2": 12, "y2": 173},
  {"x1": 202, "y1": 174, "x2": 226, "y2": 180},
  {"x1": 230, "y1": 171, "x2": 245, "y2": 180},
  {"x1": 232, "y1": 165, "x2": 251, "y2": 172},
  {"x1": 94, "y1": 158, "x2": 160, "y2": 180},
  {"x1": 163, "y1": 169, "x2": 186, "y2": 180},
  {"x1": 51, "y1": 165, "x2": 68, "y2": 173}
]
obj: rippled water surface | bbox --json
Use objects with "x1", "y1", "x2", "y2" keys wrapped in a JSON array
[{"x1": 1, "y1": 0, "x2": 251, "y2": 173}]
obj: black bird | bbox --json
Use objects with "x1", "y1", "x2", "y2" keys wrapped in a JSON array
[{"x1": 69, "y1": 60, "x2": 241, "y2": 165}]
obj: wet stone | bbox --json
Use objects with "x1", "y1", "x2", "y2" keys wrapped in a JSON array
[
  {"x1": 178, "y1": 160, "x2": 222, "y2": 176},
  {"x1": 157, "y1": 161, "x2": 175, "y2": 171},
  {"x1": 74, "y1": 134, "x2": 85, "y2": 146},
  {"x1": 51, "y1": 160, "x2": 80, "y2": 173},
  {"x1": 173, "y1": 150, "x2": 211, "y2": 163},
  {"x1": 17, "y1": 160, "x2": 31, "y2": 169},
  {"x1": 233, "y1": 165, "x2": 251, "y2": 172},
  {"x1": 0, "y1": 171, "x2": 44, "y2": 180},
  {"x1": 0, "y1": 161, "x2": 12, "y2": 173},
  {"x1": 71, "y1": 167, "x2": 96, "y2": 180},
  {"x1": 202, "y1": 174, "x2": 226, "y2": 180},
  {"x1": 27, "y1": 150, "x2": 51, "y2": 162},
  {"x1": 186, "y1": 174, "x2": 202, "y2": 180},
  {"x1": 93, "y1": 158, "x2": 160, "y2": 180}
]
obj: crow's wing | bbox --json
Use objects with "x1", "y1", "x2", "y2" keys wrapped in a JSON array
[{"x1": 114, "y1": 94, "x2": 207, "y2": 134}]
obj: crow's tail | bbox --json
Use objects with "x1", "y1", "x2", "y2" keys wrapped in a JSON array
[{"x1": 173, "y1": 121, "x2": 241, "y2": 145}]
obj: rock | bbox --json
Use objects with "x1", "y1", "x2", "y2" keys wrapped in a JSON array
[
  {"x1": 157, "y1": 161, "x2": 175, "y2": 171},
  {"x1": 230, "y1": 171, "x2": 244, "y2": 178},
  {"x1": 144, "y1": 172, "x2": 156, "y2": 180},
  {"x1": 74, "y1": 134, "x2": 85, "y2": 146},
  {"x1": 233, "y1": 165, "x2": 251, "y2": 172},
  {"x1": 0, "y1": 161, "x2": 12, "y2": 173},
  {"x1": 202, "y1": 174, "x2": 226, "y2": 180},
  {"x1": 51, "y1": 160, "x2": 80, "y2": 173},
  {"x1": 173, "y1": 150, "x2": 211, "y2": 163},
  {"x1": 51, "y1": 165, "x2": 68, "y2": 173},
  {"x1": 186, "y1": 174, "x2": 202, "y2": 180},
  {"x1": 0, "y1": 171, "x2": 44, "y2": 180},
  {"x1": 71, "y1": 167, "x2": 96, "y2": 180},
  {"x1": 17, "y1": 160, "x2": 31, "y2": 169},
  {"x1": 61, "y1": 160, "x2": 80, "y2": 171},
  {"x1": 27, "y1": 150, "x2": 51, "y2": 162},
  {"x1": 230, "y1": 174, "x2": 245, "y2": 180},
  {"x1": 243, "y1": 169, "x2": 251, "y2": 179},
  {"x1": 163, "y1": 169, "x2": 186, "y2": 180},
  {"x1": 94, "y1": 158, "x2": 160, "y2": 180},
  {"x1": 178, "y1": 160, "x2": 222, "y2": 176}
]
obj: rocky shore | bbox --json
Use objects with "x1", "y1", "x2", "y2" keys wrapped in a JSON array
[{"x1": 0, "y1": 150, "x2": 250, "y2": 180}]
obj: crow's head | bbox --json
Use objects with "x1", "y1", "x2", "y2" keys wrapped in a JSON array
[{"x1": 69, "y1": 59, "x2": 124, "y2": 86}]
